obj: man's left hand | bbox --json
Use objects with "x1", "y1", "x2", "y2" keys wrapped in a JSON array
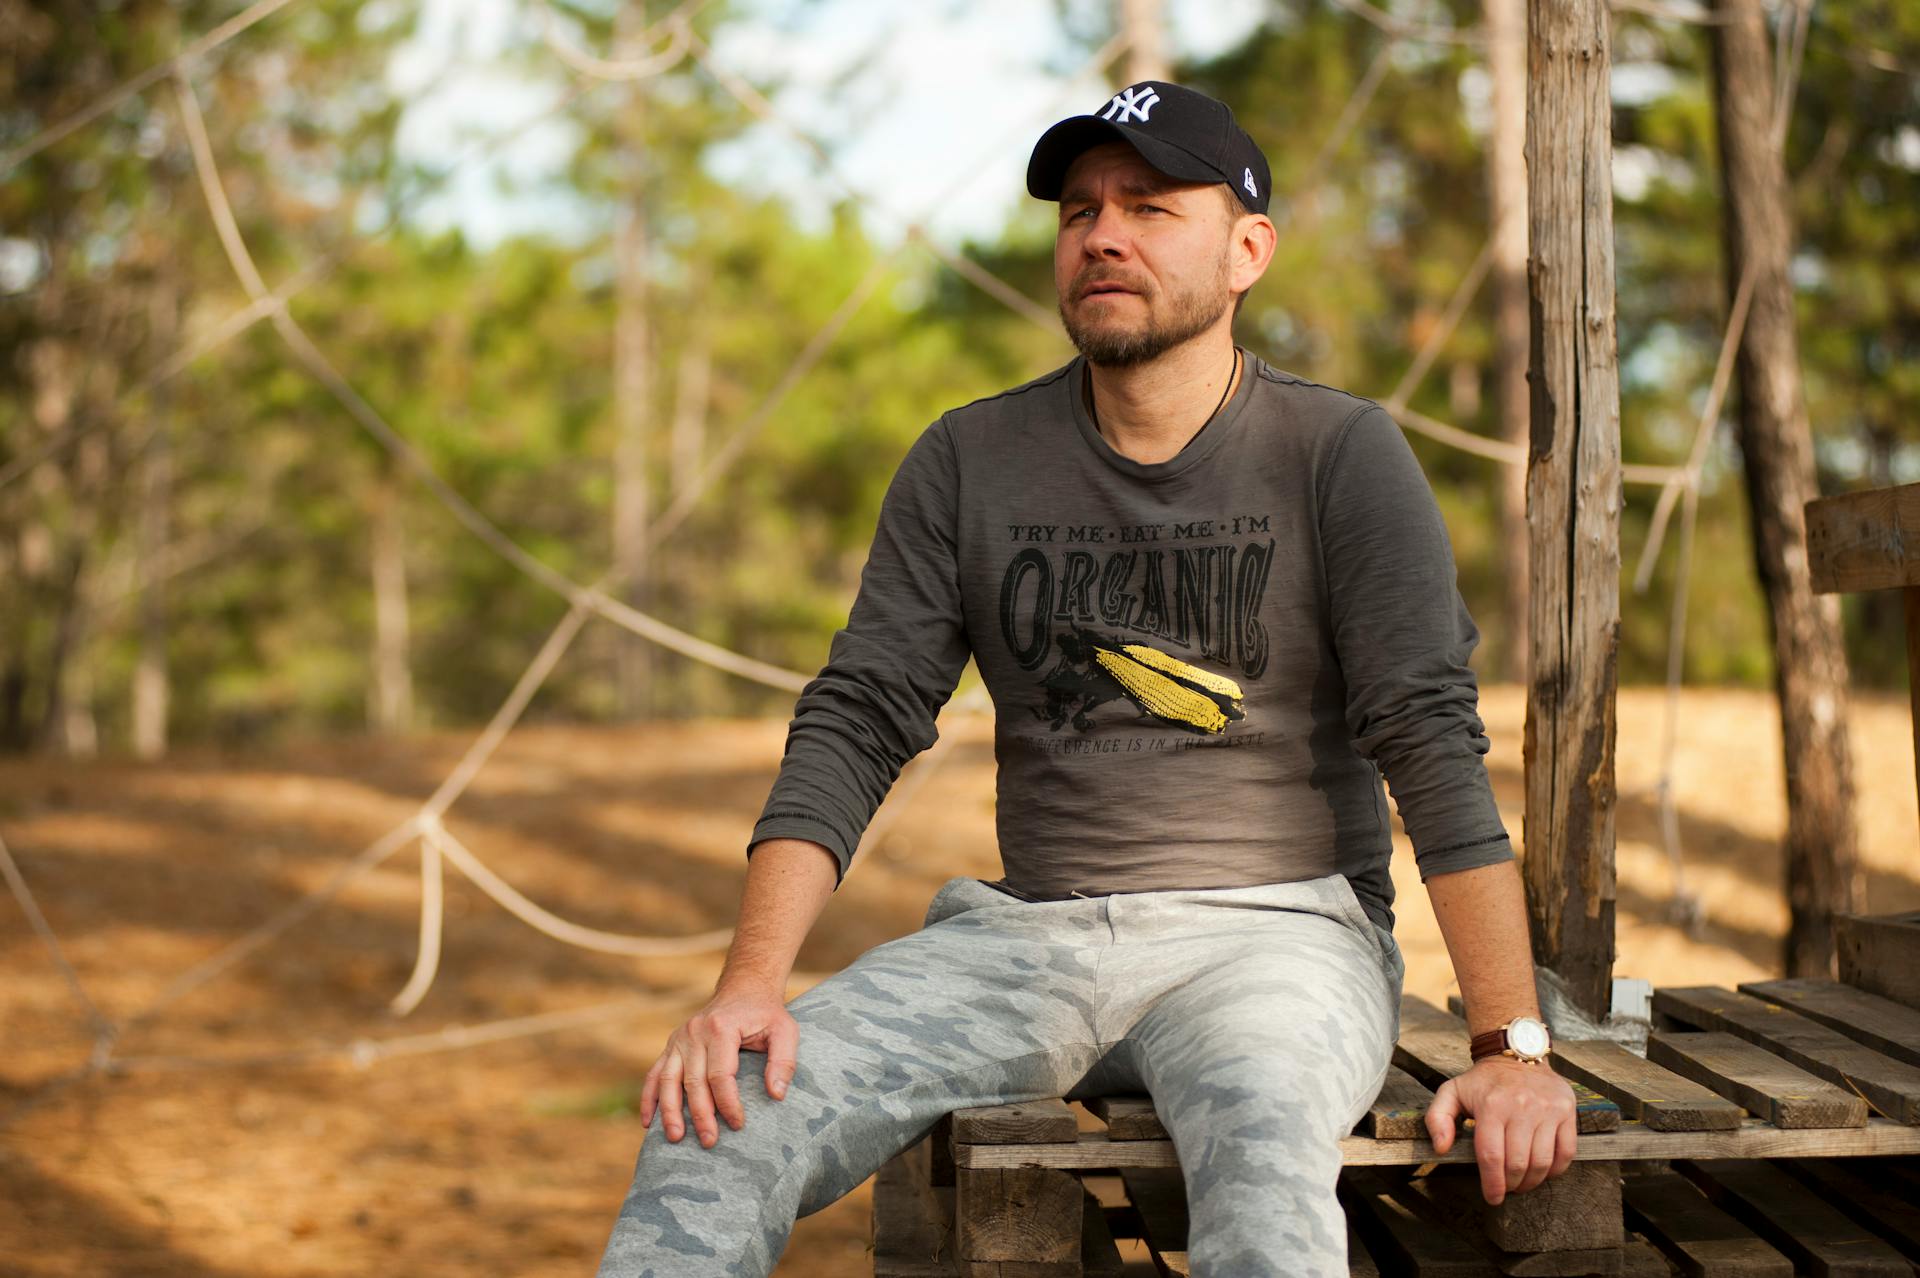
[{"x1": 1424, "y1": 1057, "x2": 1577, "y2": 1205}]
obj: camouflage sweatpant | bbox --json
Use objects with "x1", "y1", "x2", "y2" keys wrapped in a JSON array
[{"x1": 594, "y1": 871, "x2": 1405, "y2": 1278}]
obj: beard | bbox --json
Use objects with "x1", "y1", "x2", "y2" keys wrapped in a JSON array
[{"x1": 1059, "y1": 247, "x2": 1233, "y2": 368}]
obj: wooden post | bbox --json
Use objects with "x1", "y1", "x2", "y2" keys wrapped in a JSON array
[
  {"x1": 1804, "y1": 480, "x2": 1920, "y2": 849},
  {"x1": 1522, "y1": 0, "x2": 1621, "y2": 1019}
]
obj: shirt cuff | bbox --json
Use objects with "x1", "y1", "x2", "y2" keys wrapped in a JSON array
[{"x1": 1415, "y1": 832, "x2": 1517, "y2": 880}]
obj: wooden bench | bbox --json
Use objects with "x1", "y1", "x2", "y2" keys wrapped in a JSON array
[{"x1": 872, "y1": 948, "x2": 1920, "y2": 1275}]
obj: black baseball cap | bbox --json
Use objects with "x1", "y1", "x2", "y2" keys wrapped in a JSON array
[{"x1": 1026, "y1": 80, "x2": 1273, "y2": 216}]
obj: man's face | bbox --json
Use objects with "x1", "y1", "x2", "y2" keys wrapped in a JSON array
[{"x1": 1054, "y1": 141, "x2": 1237, "y2": 368}]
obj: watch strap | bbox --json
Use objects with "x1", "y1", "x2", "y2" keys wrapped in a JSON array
[{"x1": 1469, "y1": 1026, "x2": 1509, "y2": 1062}]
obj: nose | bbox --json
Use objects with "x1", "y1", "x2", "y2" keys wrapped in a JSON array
[{"x1": 1082, "y1": 203, "x2": 1132, "y2": 260}]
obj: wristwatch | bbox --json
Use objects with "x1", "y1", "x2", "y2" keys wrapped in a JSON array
[{"x1": 1469, "y1": 1015, "x2": 1552, "y2": 1064}]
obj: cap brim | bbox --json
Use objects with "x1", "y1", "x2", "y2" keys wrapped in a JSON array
[{"x1": 1026, "y1": 117, "x2": 1226, "y2": 201}]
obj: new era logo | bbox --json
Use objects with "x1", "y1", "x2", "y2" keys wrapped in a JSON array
[
  {"x1": 1101, "y1": 86, "x2": 1160, "y2": 124},
  {"x1": 1243, "y1": 167, "x2": 1258, "y2": 200}
]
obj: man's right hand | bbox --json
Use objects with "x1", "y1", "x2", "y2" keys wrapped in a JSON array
[{"x1": 639, "y1": 982, "x2": 800, "y2": 1148}]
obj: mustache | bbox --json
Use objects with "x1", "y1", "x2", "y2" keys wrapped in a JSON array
[{"x1": 1074, "y1": 273, "x2": 1150, "y2": 298}]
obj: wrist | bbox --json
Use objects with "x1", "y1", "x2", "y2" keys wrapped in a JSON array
[
  {"x1": 714, "y1": 966, "x2": 788, "y2": 1000},
  {"x1": 1469, "y1": 1013, "x2": 1552, "y2": 1064}
]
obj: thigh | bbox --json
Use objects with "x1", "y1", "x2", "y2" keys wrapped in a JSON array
[
  {"x1": 652, "y1": 882, "x2": 1102, "y2": 1213},
  {"x1": 1117, "y1": 913, "x2": 1399, "y2": 1276}
]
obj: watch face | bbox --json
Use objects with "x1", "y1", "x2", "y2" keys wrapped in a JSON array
[{"x1": 1508, "y1": 1018, "x2": 1551, "y2": 1058}]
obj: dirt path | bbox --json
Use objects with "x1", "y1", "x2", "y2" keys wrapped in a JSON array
[{"x1": 2, "y1": 685, "x2": 1914, "y2": 1276}]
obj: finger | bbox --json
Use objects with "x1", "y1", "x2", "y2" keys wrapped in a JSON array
[
  {"x1": 709, "y1": 1027, "x2": 745, "y2": 1131},
  {"x1": 765, "y1": 1014, "x2": 799, "y2": 1101},
  {"x1": 1504, "y1": 1117, "x2": 1535, "y2": 1196},
  {"x1": 1551, "y1": 1108, "x2": 1577, "y2": 1179},
  {"x1": 1518, "y1": 1116, "x2": 1557, "y2": 1194},
  {"x1": 685, "y1": 1036, "x2": 718, "y2": 1147},
  {"x1": 1425, "y1": 1080, "x2": 1459, "y2": 1154},
  {"x1": 658, "y1": 1047, "x2": 687, "y2": 1142},
  {"x1": 1476, "y1": 1115, "x2": 1507, "y2": 1206},
  {"x1": 639, "y1": 1053, "x2": 665, "y2": 1127}
]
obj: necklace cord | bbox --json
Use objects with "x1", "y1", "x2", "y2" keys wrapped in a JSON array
[{"x1": 1089, "y1": 346, "x2": 1241, "y2": 442}]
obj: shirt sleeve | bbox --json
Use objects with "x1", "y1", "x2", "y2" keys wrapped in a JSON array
[
  {"x1": 745, "y1": 415, "x2": 973, "y2": 888},
  {"x1": 1317, "y1": 403, "x2": 1516, "y2": 880}
]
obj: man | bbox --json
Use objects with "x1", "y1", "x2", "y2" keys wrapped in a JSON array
[{"x1": 596, "y1": 81, "x2": 1576, "y2": 1278}]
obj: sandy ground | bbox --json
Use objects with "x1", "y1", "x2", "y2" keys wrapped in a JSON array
[{"x1": 1, "y1": 683, "x2": 1915, "y2": 1277}]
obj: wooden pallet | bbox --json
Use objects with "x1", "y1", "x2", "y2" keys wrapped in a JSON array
[{"x1": 874, "y1": 963, "x2": 1920, "y2": 1275}]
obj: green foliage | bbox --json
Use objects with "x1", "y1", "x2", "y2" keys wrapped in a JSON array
[{"x1": 2, "y1": 0, "x2": 1914, "y2": 755}]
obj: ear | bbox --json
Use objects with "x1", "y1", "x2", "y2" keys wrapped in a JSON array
[{"x1": 1230, "y1": 214, "x2": 1277, "y2": 297}]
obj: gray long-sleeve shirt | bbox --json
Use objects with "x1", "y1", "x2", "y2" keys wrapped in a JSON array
[{"x1": 746, "y1": 348, "x2": 1515, "y2": 932}]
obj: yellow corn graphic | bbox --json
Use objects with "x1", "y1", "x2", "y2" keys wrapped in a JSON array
[
  {"x1": 1120, "y1": 643, "x2": 1244, "y2": 700},
  {"x1": 1093, "y1": 648, "x2": 1234, "y2": 733}
]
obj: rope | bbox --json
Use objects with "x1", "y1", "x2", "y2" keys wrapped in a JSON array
[
  {"x1": 0, "y1": 0, "x2": 303, "y2": 175},
  {"x1": 0, "y1": 828, "x2": 116, "y2": 1051},
  {"x1": 1383, "y1": 235, "x2": 1495, "y2": 414},
  {"x1": 120, "y1": 598, "x2": 593, "y2": 1033},
  {"x1": 104, "y1": 982, "x2": 713, "y2": 1075},
  {"x1": 534, "y1": 0, "x2": 706, "y2": 82},
  {"x1": 173, "y1": 71, "x2": 815, "y2": 696},
  {"x1": 429, "y1": 816, "x2": 737, "y2": 958},
  {"x1": 0, "y1": 79, "x2": 609, "y2": 498}
]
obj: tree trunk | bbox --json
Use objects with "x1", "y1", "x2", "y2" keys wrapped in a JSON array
[
  {"x1": 133, "y1": 288, "x2": 178, "y2": 759},
  {"x1": 1708, "y1": 0, "x2": 1860, "y2": 976},
  {"x1": 1522, "y1": 0, "x2": 1621, "y2": 1020},
  {"x1": 1120, "y1": 0, "x2": 1169, "y2": 83},
  {"x1": 612, "y1": 0, "x2": 655, "y2": 720},
  {"x1": 1487, "y1": 0, "x2": 1531, "y2": 685},
  {"x1": 367, "y1": 462, "x2": 413, "y2": 735},
  {"x1": 668, "y1": 299, "x2": 711, "y2": 506}
]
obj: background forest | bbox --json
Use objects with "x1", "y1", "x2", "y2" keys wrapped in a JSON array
[{"x1": 6, "y1": 0, "x2": 1915, "y2": 759}]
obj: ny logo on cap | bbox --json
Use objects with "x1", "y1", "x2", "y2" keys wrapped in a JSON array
[{"x1": 1101, "y1": 85, "x2": 1160, "y2": 124}]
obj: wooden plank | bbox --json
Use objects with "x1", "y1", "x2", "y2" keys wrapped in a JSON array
[
  {"x1": 1417, "y1": 1162, "x2": 1624, "y2": 1254},
  {"x1": 1646, "y1": 1031, "x2": 1868, "y2": 1128},
  {"x1": 1804, "y1": 481, "x2": 1920, "y2": 594},
  {"x1": 1401, "y1": 1171, "x2": 1623, "y2": 1276},
  {"x1": 1653, "y1": 986, "x2": 1920, "y2": 1124},
  {"x1": 1082, "y1": 1095, "x2": 1164, "y2": 1142},
  {"x1": 1345, "y1": 1174, "x2": 1500, "y2": 1276},
  {"x1": 932, "y1": 1112, "x2": 956, "y2": 1186},
  {"x1": 1908, "y1": 588, "x2": 1920, "y2": 844},
  {"x1": 1673, "y1": 1158, "x2": 1911, "y2": 1277},
  {"x1": 1118, "y1": 1166, "x2": 1189, "y2": 1277},
  {"x1": 1364, "y1": 1066, "x2": 1439, "y2": 1139},
  {"x1": 953, "y1": 1099, "x2": 1080, "y2": 1145},
  {"x1": 1739, "y1": 978, "x2": 1920, "y2": 1069},
  {"x1": 1552, "y1": 1040, "x2": 1746, "y2": 1132},
  {"x1": 1348, "y1": 1218, "x2": 1383, "y2": 1278},
  {"x1": 1837, "y1": 913, "x2": 1920, "y2": 1014},
  {"x1": 1622, "y1": 1170, "x2": 1793, "y2": 1277},
  {"x1": 954, "y1": 1164, "x2": 1083, "y2": 1267},
  {"x1": 1396, "y1": 995, "x2": 1478, "y2": 1085},
  {"x1": 1775, "y1": 1157, "x2": 1920, "y2": 1262},
  {"x1": 1076, "y1": 1188, "x2": 1125, "y2": 1278},
  {"x1": 875, "y1": 1136, "x2": 959, "y2": 1277},
  {"x1": 1622, "y1": 1236, "x2": 1676, "y2": 1277},
  {"x1": 949, "y1": 1117, "x2": 1920, "y2": 1169},
  {"x1": 1569, "y1": 1081, "x2": 1625, "y2": 1134}
]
